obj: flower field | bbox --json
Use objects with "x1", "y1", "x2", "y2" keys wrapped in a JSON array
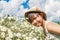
[
  {"x1": 0, "y1": 15, "x2": 60, "y2": 40},
  {"x1": 0, "y1": 15, "x2": 46, "y2": 40}
]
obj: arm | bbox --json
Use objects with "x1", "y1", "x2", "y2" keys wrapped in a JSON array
[{"x1": 47, "y1": 22, "x2": 60, "y2": 35}]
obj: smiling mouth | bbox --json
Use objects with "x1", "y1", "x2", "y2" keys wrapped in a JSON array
[{"x1": 36, "y1": 23, "x2": 41, "y2": 27}]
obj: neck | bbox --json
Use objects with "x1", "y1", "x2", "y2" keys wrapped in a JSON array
[{"x1": 42, "y1": 20, "x2": 46, "y2": 27}]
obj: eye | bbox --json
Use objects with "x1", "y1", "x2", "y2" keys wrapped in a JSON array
[
  {"x1": 33, "y1": 18, "x2": 36, "y2": 20},
  {"x1": 32, "y1": 17, "x2": 37, "y2": 22}
]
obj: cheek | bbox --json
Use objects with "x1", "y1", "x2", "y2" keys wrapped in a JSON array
[
  {"x1": 32, "y1": 20, "x2": 37, "y2": 25},
  {"x1": 32, "y1": 20, "x2": 42, "y2": 26},
  {"x1": 39, "y1": 19, "x2": 43, "y2": 23},
  {"x1": 38, "y1": 17, "x2": 43, "y2": 22},
  {"x1": 32, "y1": 21, "x2": 42, "y2": 26},
  {"x1": 36, "y1": 17, "x2": 42, "y2": 23},
  {"x1": 38, "y1": 15, "x2": 43, "y2": 20}
]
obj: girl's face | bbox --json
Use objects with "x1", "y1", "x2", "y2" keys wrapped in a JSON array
[{"x1": 29, "y1": 13, "x2": 43, "y2": 27}]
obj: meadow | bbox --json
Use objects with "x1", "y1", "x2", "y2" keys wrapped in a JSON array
[{"x1": 0, "y1": 15, "x2": 60, "y2": 40}]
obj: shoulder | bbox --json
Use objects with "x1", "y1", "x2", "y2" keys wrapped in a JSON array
[{"x1": 47, "y1": 21, "x2": 60, "y2": 27}]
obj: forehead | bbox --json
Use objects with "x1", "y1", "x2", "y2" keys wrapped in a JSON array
[
  {"x1": 28, "y1": 13, "x2": 39, "y2": 18},
  {"x1": 28, "y1": 13, "x2": 40, "y2": 21}
]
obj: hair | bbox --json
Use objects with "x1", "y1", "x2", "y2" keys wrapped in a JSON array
[{"x1": 25, "y1": 11, "x2": 47, "y2": 23}]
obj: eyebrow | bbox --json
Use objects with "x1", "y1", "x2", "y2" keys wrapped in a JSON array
[{"x1": 28, "y1": 13, "x2": 38, "y2": 17}]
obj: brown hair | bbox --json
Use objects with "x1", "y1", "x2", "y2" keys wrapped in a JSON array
[{"x1": 25, "y1": 11, "x2": 47, "y2": 23}]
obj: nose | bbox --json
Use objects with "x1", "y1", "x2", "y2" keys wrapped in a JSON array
[
  {"x1": 33, "y1": 19, "x2": 40, "y2": 25},
  {"x1": 33, "y1": 20, "x2": 37, "y2": 23},
  {"x1": 36, "y1": 18, "x2": 40, "y2": 22},
  {"x1": 32, "y1": 20, "x2": 37, "y2": 25}
]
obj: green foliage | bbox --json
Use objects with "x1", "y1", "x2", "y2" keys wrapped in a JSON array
[{"x1": 57, "y1": 22, "x2": 60, "y2": 25}]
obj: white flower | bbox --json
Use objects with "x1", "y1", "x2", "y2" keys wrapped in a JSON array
[
  {"x1": 29, "y1": 31, "x2": 33, "y2": 36},
  {"x1": 5, "y1": 37, "x2": 12, "y2": 40},
  {"x1": 35, "y1": 27, "x2": 43, "y2": 32},
  {"x1": 0, "y1": 19, "x2": 4, "y2": 22},
  {"x1": 8, "y1": 17, "x2": 14, "y2": 20},
  {"x1": 8, "y1": 29, "x2": 13, "y2": 38},
  {"x1": 25, "y1": 37, "x2": 31, "y2": 40},
  {"x1": 22, "y1": 34, "x2": 26, "y2": 37},
  {"x1": 31, "y1": 27, "x2": 35, "y2": 29},
  {"x1": 24, "y1": 22, "x2": 29, "y2": 27},
  {"x1": 14, "y1": 26, "x2": 18, "y2": 29},
  {"x1": 0, "y1": 25, "x2": 2, "y2": 29},
  {"x1": 10, "y1": 26, "x2": 14, "y2": 29},
  {"x1": 0, "y1": 25, "x2": 7, "y2": 32},
  {"x1": 32, "y1": 38, "x2": 37, "y2": 40},
  {"x1": 0, "y1": 17, "x2": 46, "y2": 40},
  {"x1": 0, "y1": 32, "x2": 5, "y2": 38},
  {"x1": 15, "y1": 33, "x2": 21, "y2": 38},
  {"x1": 17, "y1": 39, "x2": 20, "y2": 40}
]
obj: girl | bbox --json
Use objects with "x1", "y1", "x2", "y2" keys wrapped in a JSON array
[{"x1": 24, "y1": 7, "x2": 60, "y2": 35}]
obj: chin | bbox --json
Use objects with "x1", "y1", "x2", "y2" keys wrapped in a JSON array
[{"x1": 36, "y1": 25, "x2": 41, "y2": 27}]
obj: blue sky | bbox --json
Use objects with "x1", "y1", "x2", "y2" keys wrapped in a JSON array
[
  {"x1": 22, "y1": 0, "x2": 30, "y2": 9},
  {"x1": 0, "y1": 0, "x2": 30, "y2": 9},
  {"x1": 0, "y1": 0, "x2": 10, "y2": 2},
  {"x1": 0, "y1": 0, "x2": 60, "y2": 22}
]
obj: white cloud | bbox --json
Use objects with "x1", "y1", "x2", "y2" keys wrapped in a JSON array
[
  {"x1": 28, "y1": 0, "x2": 60, "y2": 22},
  {"x1": 28, "y1": 0, "x2": 46, "y2": 9},
  {"x1": 0, "y1": 1, "x2": 8, "y2": 17},
  {"x1": 0, "y1": 0, "x2": 60, "y2": 22},
  {"x1": 56, "y1": 10, "x2": 60, "y2": 17},
  {"x1": 0, "y1": 0, "x2": 26, "y2": 17},
  {"x1": 44, "y1": 0, "x2": 60, "y2": 22},
  {"x1": 28, "y1": 0, "x2": 42, "y2": 7},
  {"x1": 17, "y1": 5, "x2": 28, "y2": 17}
]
